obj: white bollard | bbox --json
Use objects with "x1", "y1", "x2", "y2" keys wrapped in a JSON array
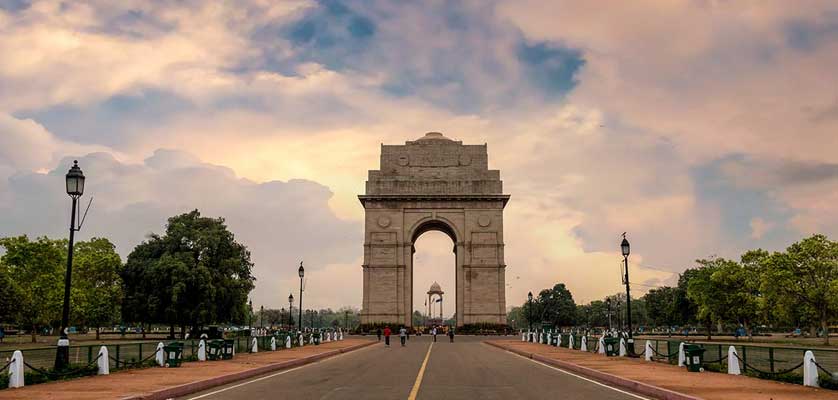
[
  {"x1": 309, "y1": 334, "x2": 314, "y2": 344},
  {"x1": 299, "y1": 334, "x2": 304, "y2": 346},
  {"x1": 97, "y1": 346, "x2": 109, "y2": 375},
  {"x1": 271, "y1": 336, "x2": 277, "y2": 351},
  {"x1": 598, "y1": 336, "x2": 606, "y2": 354},
  {"x1": 581, "y1": 336, "x2": 588, "y2": 352},
  {"x1": 251, "y1": 337, "x2": 258, "y2": 353},
  {"x1": 340, "y1": 330, "x2": 344, "y2": 341},
  {"x1": 727, "y1": 346, "x2": 741, "y2": 375},
  {"x1": 678, "y1": 342, "x2": 686, "y2": 367},
  {"x1": 522, "y1": 331, "x2": 526, "y2": 342},
  {"x1": 645, "y1": 341, "x2": 653, "y2": 361},
  {"x1": 803, "y1": 350, "x2": 818, "y2": 387},
  {"x1": 619, "y1": 338, "x2": 627, "y2": 356},
  {"x1": 155, "y1": 342, "x2": 165, "y2": 367},
  {"x1": 9, "y1": 350, "x2": 24, "y2": 388},
  {"x1": 547, "y1": 333, "x2": 552, "y2": 345},
  {"x1": 569, "y1": 335, "x2": 575, "y2": 349},
  {"x1": 286, "y1": 336, "x2": 292, "y2": 349},
  {"x1": 198, "y1": 340, "x2": 207, "y2": 361}
]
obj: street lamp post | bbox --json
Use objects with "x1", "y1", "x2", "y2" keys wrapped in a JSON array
[
  {"x1": 621, "y1": 233, "x2": 634, "y2": 354},
  {"x1": 55, "y1": 160, "x2": 85, "y2": 370},
  {"x1": 260, "y1": 305, "x2": 264, "y2": 330},
  {"x1": 527, "y1": 291, "x2": 534, "y2": 333},
  {"x1": 249, "y1": 300, "x2": 253, "y2": 334},
  {"x1": 606, "y1": 298, "x2": 612, "y2": 332},
  {"x1": 297, "y1": 262, "x2": 304, "y2": 332},
  {"x1": 288, "y1": 294, "x2": 294, "y2": 327},
  {"x1": 344, "y1": 310, "x2": 349, "y2": 330}
]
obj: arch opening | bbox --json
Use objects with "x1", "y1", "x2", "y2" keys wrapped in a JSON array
[{"x1": 411, "y1": 229, "x2": 456, "y2": 327}]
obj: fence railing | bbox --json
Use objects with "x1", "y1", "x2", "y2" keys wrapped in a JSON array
[
  {"x1": 0, "y1": 334, "x2": 306, "y2": 373},
  {"x1": 643, "y1": 338, "x2": 838, "y2": 376}
]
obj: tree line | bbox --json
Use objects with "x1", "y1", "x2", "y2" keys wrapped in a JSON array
[
  {"x1": 0, "y1": 210, "x2": 256, "y2": 341},
  {"x1": 509, "y1": 234, "x2": 837, "y2": 344}
]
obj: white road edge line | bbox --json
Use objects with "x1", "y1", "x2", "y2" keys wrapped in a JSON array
[
  {"x1": 501, "y1": 348, "x2": 652, "y2": 400},
  {"x1": 183, "y1": 345, "x2": 374, "y2": 400}
]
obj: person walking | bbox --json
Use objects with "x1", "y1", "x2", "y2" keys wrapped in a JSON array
[
  {"x1": 399, "y1": 326, "x2": 407, "y2": 347},
  {"x1": 432, "y1": 326, "x2": 437, "y2": 342},
  {"x1": 383, "y1": 326, "x2": 391, "y2": 347},
  {"x1": 376, "y1": 327, "x2": 382, "y2": 342},
  {"x1": 448, "y1": 327, "x2": 455, "y2": 343}
]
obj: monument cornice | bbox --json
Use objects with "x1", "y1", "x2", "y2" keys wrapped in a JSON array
[{"x1": 358, "y1": 194, "x2": 510, "y2": 207}]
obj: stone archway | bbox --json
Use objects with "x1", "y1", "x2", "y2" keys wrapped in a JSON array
[{"x1": 359, "y1": 132, "x2": 509, "y2": 327}]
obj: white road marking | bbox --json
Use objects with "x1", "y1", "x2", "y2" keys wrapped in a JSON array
[
  {"x1": 183, "y1": 345, "x2": 374, "y2": 400},
  {"x1": 497, "y1": 347, "x2": 652, "y2": 400}
]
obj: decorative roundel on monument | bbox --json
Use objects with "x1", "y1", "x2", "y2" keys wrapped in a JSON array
[
  {"x1": 397, "y1": 155, "x2": 409, "y2": 166},
  {"x1": 459, "y1": 154, "x2": 472, "y2": 166},
  {"x1": 377, "y1": 216, "x2": 391, "y2": 228},
  {"x1": 477, "y1": 215, "x2": 491, "y2": 227}
]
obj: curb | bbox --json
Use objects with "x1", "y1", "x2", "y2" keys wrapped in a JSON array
[
  {"x1": 121, "y1": 341, "x2": 375, "y2": 400},
  {"x1": 485, "y1": 341, "x2": 702, "y2": 400}
]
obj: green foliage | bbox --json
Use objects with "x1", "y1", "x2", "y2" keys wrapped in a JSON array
[
  {"x1": 525, "y1": 283, "x2": 577, "y2": 328},
  {"x1": 458, "y1": 323, "x2": 511, "y2": 334},
  {"x1": 761, "y1": 235, "x2": 838, "y2": 344},
  {"x1": 71, "y1": 238, "x2": 123, "y2": 336},
  {"x1": 0, "y1": 236, "x2": 64, "y2": 340},
  {"x1": 644, "y1": 286, "x2": 691, "y2": 327},
  {"x1": 121, "y1": 210, "x2": 255, "y2": 332}
]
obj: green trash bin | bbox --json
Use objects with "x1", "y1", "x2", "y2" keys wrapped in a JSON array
[
  {"x1": 684, "y1": 344, "x2": 705, "y2": 372},
  {"x1": 604, "y1": 338, "x2": 620, "y2": 357},
  {"x1": 207, "y1": 339, "x2": 223, "y2": 360},
  {"x1": 222, "y1": 339, "x2": 235, "y2": 360},
  {"x1": 164, "y1": 342, "x2": 184, "y2": 367}
]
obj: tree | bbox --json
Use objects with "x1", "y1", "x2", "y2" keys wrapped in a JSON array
[
  {"x1": 0, "y1": 236, "x2": 64, "y2": 342},
  {"x1": 537, "y1": 283, "x2": 577, "y2": 328},
  {"x1": 762, "y1": 235, "x2": 838, "y2": 344},
  {"x1": 0, "y1": 264, "x2": 19, "y2": 324},
  {"x1": 644, "y1": 287, "x2": 684, "y2": 328},
  {"x1": 121, "y1": 210, "x2": 255, "y2": 336},
  {"x1": 71, "y1": 238, "x2": 123, "y2": 339},
  {"x1": 685, "y1": 262, "x2": 725, "y2": 340}
]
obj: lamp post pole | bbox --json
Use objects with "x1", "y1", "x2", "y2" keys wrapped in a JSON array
[
  {"x1": 260, "y1": 305, "x2": 264, "y2": 330},
  {"x1": 527, "y1": 291, "x2": 533, "y2": 333},
  {"x1": 298, "y1": 262, "x2": 304, "y2": 332},
  {"x1": 621, "y1": 233, "x2": 635, "y2": 354},
  {"x1": 288, "y1": 294, "x2": 294, "y2": 327},
  {"x1": 606, "y1": 298, "x2": 612, "y2": 332},
  {"x1": 56, "y1": 161, "x2": 85, "y2": 370}
]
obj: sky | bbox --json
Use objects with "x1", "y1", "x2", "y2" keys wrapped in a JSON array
[{"x1": 1, "y1": 0, "x2": 837, "y2": 314}]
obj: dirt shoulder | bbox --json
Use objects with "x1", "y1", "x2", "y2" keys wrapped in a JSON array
[
  {"x1": 487, "y1": 340, "x2": 837, "y2": 400},
  {"x1": 0, "y1": 338, "x2": 374, "y2": 400}
]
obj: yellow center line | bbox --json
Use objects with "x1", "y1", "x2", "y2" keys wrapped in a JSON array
[{"x1": 407, "y1": 341, "x2": 434, "y2": 400}]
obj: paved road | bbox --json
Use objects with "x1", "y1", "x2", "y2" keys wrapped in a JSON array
[{"x1": 179, "y1": 335, "x2": 647, "y2": 400}]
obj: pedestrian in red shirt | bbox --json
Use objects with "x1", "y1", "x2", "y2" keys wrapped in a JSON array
[{"x1": 383, "y1": 326, "x2": 391, "y2": 347}]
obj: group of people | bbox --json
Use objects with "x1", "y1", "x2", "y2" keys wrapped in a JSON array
[{"x1": 376, "y1": 326, "x2": 454, "y2": 347}]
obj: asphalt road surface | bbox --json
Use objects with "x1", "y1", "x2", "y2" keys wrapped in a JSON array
[{"x1": 178, "y1": 335, "x2": 649, "y2": 400}]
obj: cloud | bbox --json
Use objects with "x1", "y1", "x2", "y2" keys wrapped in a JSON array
[
  {"x1": 750, "y1": 218, "x2": 773, "y2": 239},
  {"x1": 2, "y1": 0, "x2": 837, "y2": 310},
  {"x1": 0, "y1": 142, "x2": 361, "y2": 309}
]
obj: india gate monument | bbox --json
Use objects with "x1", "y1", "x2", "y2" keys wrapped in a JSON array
[{"x1": 359, "y1": 132, "x2": 509, "y2": 327}]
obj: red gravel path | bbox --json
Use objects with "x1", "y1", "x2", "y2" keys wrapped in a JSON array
[
  {"x1": 0, "y1": 339, "x2": 373, "y2": 400},
  {"x1": 488, "y1": 340, "x2": 838, "y2": 400}
]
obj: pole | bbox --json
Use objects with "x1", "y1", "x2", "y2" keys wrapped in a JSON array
[
  {"x1": 344, "y1": 311, "x2": 349, "y2": 330},
  {"x1": 298, "y1": 277, "x2": 303, "y2": 331},
  {"x1": 528, "y1": 298, "x2": 533, "y2": 332},
  {"x1": 55, "y1": 196, "x2": 78, "y2": 370},
  {"x1": 289, "y1": 300, "x2": 294, "y2": 327},
  {"x1": 260, "y1": 305, "x2": 264, "y2": 329},
  {"x1": 624, "y1": 255, "x2": 634, "y2": 354}
]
